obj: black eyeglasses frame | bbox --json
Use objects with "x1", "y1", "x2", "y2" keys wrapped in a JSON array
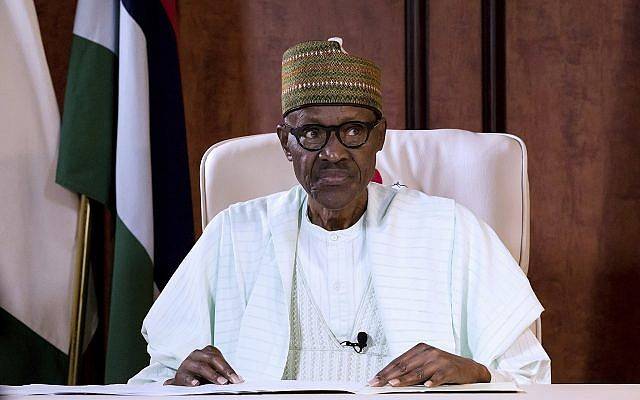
[{"x1": 282, "y1": 118, "x2": 383, "y2": 151}]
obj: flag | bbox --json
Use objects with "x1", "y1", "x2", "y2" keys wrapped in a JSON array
[
  {"x1": 0, "y1": 0, "x2": 97, "y2": 384},
  {"x1": 55, "y1": 0, "x2": 194, "y2": 383}
]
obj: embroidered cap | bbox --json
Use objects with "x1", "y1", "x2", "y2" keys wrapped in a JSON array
[{"x1": 281, "y1": 37, "x2": 382, "y2": 117}]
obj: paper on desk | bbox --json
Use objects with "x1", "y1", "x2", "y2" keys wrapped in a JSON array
[
  {"x1": 0, "y1": 381, "x2": 355, "y2": 396},
  {"x1": 0, "y1": 380, "x2": 521, "y2": 396},
  {"x1": 357, "y1": 382, "x2": 523, "y2": 394}
]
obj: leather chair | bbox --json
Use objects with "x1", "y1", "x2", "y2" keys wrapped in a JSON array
[{"x1": 199, "y1": 129, "x2": 541, "y2": 340}]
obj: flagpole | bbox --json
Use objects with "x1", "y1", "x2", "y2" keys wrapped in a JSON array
[{"x1": 67, "y1": 194, "x2": 91, "y2": 385}]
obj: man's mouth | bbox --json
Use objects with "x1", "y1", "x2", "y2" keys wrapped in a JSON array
[{"x1": 315, "y1": 169, "x2": 352, "y2": 185}]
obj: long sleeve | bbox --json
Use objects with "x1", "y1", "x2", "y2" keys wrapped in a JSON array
[
  {"x1": 488, "y1": 329, "x2": 551, "y2": 383},
  {"x1": 128, "y1": 209, "x2": 241, "y2": 384},
  {"x1": 450, "y1": 203, "x2": 550, "y2": 383}
]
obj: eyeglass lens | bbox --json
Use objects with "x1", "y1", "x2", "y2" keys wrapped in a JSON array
[{"x1": 298, "y1": 122, "x2": 370, "y2": 150}]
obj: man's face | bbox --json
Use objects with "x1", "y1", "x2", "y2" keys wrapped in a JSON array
[{"x1": 277, "y1": 105, "x2": 386, "y2": 210}]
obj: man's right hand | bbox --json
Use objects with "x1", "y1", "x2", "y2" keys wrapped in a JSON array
[{"x1": 164, "y1": 345, "x2": 244, "y2": 386}]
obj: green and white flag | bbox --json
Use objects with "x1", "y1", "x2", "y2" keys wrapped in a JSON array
[
  {"x1": 56, "y1": 0, "x2": 194, "y2": 383},
  {"x1": 56, "y1": 0, "x2": 117, "y2": 204},
  {"x1": 54, "y1": 0, "x2": 154, "y2": 384},
  {"x1": 0, "y1": 0, "x2": 97, "y2": 384}
]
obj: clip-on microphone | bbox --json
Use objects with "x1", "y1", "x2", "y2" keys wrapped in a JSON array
[{"x1": 341, "y1": 331, "x2": 368, "y2": 353}]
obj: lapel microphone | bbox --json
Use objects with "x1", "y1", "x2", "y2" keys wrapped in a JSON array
[{"x1": 341, "y1": 331, "x2": 368, "y2": 353}]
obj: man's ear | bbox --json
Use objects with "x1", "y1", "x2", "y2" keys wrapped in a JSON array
[{"x1": 276, "y1": 125, "x2": 293, "y2": 161}]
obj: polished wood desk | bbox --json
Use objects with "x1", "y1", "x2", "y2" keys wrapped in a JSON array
[{"x1": 5, "y1": 384, "x2": 640, "y2": 400}]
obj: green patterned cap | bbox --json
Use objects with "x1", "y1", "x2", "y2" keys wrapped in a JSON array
[{"x1": 281, "y1": 38, "x2": 382, "y2": 117}]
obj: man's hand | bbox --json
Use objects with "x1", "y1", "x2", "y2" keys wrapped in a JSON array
[
  {"x1": 369, "y1": 343, "x2": 491, "y2": 387},
  {"x1": 164, "y1": 345, "x2": 243, "y2": 386}
]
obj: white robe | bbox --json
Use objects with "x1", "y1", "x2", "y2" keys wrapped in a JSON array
[{"x1": 129, "y1": 183, "x2": 550, "y2": 384}]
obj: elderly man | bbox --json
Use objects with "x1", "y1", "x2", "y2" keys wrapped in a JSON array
[{"x1": 130, "y1": 38, "x2": 550, "y2": 386}]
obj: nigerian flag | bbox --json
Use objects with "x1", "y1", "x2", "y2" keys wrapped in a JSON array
[
  {"x1": 0, "y1": 0, "x2": 97, "y2": 384},
  {"x1": 56, "y1": 0, "x2": 194, "y2": 383}
]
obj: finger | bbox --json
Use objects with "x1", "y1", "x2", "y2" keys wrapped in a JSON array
[
  {"x1": 370, "y1": 343, "x2": 436, "y2": 386},
  {"x1": 193, "y1": 360, "x2": 229, "y2": 385},
  {"x1": 187, "y1": 349, "x2": 229, "y2": 384},
  {"x1": 163, "y1": 378, "x2": 175, "y2": 386},
  {"x1": 388, "y1": 361, "x2": 440, "y2": 387},
  {"x1": 425, "y1": 368, "x2": 450, "y2": 388},
  {"x1": 202, "y1": 346, "x2": 244, "y2": 384},
  {"x1": 174, "y1": 369, "x2": 201, "y2": 387},
  {"x1": 376, "y1": 353, "x2": 429, "y2": 384},
  {"x1": 369, "y1": 343, "x2": 434, "y2": 386},
  {"x1": 181, "y1": 357, "x2": 228, "y2": 385}
]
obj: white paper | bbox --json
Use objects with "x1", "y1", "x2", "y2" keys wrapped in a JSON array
[
  {"x1": 0, "y1": 380, "x2": 521, "y2": 396},
  {"x1": 0, "y1": 381, "x2": 357, "y2": 396},
  {"x1": 357, "y1": 382, "x2": 523, "y2": 394}
]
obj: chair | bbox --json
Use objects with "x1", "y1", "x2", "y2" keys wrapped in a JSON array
[{"x1": 199, "y1": 129, "x2": 540, "y2": 340}]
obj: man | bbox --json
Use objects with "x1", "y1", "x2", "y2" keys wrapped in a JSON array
[{"x1": 130, "y1": 38, "x2": 550, "y2": 386}]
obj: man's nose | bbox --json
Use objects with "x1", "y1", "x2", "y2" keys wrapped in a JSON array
[{"x1": 318, "y1": 131, "x2": 348, "y2": 162}]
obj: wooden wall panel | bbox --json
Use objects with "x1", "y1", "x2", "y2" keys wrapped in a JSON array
[
  {"x1": 34, "y1": 0, "x2": 76, "y2": 108},
  {"x1": 425, "y1": 0, "x2": 640, "y2": 383},
  {"x1": 428, "y1": 0, "x2": 482, "y2": 131},
  {"x1": 178, "y1": 0, "x2": 405, "y2": 232},
  {"x1": 506, "y1": 1, "x2": 640, "y2": 382}
]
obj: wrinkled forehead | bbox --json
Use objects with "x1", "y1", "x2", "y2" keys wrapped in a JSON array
[{"x1": 284, "y1": 105, "x2": 377, "y2": 126}]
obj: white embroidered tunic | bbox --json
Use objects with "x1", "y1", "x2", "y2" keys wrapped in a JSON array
[{"x1": 282, "y1": 261, "x2": 388, "y2": 382}]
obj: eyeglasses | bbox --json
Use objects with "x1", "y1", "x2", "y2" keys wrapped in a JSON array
[{"x1": 283, "y1": 119, "x2": 382, "y2": 151}]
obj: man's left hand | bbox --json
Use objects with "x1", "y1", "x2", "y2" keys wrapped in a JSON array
[{"x1": 369, "y1": 342, "x2": 491, "y2": 387}]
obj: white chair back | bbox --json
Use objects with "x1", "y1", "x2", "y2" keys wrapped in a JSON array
[{"x1": 200, "y1": 129, "x2": 529, "y2": 270}]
